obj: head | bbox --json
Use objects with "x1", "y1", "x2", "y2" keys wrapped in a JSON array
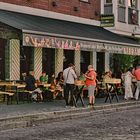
[
  {"x1": 68, "y1": 63, "x2": 75, "y2": 69},
  {"x1": 29, "y1": 71, "x2": 34, "y2": 76},
  {"x1": 57, "y1": 72, "x2": 63, "y2": 79},
  {"x1": 68, "y1": 63, "x2": 74, "y2": 67},
  {"x1": 42, "y1": 71, "x2": 46, "y2": 77},
  {"x1": 127, "y1": 67, "x2": 133, "y2": 72},
  {"x1": 88, "y1": 65, "x2": 94, "y2": 71},
  {"x1": 136, "y1": 64, "x2": 140, "y2": 69}
]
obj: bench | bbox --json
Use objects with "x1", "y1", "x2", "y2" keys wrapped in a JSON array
[{"x1": 0, "y1": 91, "x2": 15, "y2": 104}]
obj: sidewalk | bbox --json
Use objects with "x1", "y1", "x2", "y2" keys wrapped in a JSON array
[
  {"x1": 0, "y1": 96, "x2": 140, "y2": 131},
  {"x1": 0, "y1": 95, "x2": 125, "y2": 118}
]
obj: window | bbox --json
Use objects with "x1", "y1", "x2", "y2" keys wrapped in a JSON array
[
  {"x1": 128, "y1": 0, "x2": 137, "y2": 8},
  {"x1": 118, "y1": 6, "x2": 126, "y2": 22},
  {"x1": 128, "y1": 0, "x2": 138, "y2": 24},
  {"x1": 118, "y1": 0, "x2": 125, "y2": 5},
  {"x1": 105, "y1": 0, "x2": 112, "y2": 3},
  {"x1": 128, "y1": 8, "x2": 138, "y2": 24},
  {"x1": 104, "y1": 0, "x2": 113, "y2": 14},
  {"x1": 118, "y1": 0, "x2": 126, "y2": 22}
]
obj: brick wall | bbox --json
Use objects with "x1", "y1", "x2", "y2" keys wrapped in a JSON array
[{"x1": 0, "y1": 0, "x2": 100, "y2": 20}]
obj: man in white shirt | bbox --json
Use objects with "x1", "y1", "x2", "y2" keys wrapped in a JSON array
[{"x1": 63, "y1": 63, "x2": 77, "y2": 107}]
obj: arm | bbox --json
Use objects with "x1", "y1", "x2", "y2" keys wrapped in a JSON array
[
  {"x1": 71, "y1": 69, "x2": 77, "y2": 79},
  {"x1": 85, "y1": 71, "x2": 94, "y2": 80}
]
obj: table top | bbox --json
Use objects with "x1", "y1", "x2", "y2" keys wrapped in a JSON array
[
  {"x1": 0, "y1": 82, "x2": 26, "y2": 88},
  {"x1": 75, "y1": 83, "x2": 85, "y2": 86},
  {"x1": 104, "y1": 78, "x2": 121, "y2": 84},
  {"x1": 37, "y1": 83, "x2": 51, "y2": 87}
]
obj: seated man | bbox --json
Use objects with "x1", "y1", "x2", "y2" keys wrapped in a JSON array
[{"x1": 25, "y1": 71, "x2": 43, "y2": 101}]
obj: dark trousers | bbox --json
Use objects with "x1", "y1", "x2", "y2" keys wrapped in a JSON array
[{"x1": 64, "y1": 83, "x2": 75, "y2": 106}]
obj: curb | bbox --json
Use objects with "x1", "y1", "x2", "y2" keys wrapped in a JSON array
[{"x1": 0, "y1": 101, "x2": 140, "y2": 131}]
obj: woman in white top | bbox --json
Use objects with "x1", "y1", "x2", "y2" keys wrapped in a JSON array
[{"x1": 123, "y1": 68, "x2": 134, "y2": 100}]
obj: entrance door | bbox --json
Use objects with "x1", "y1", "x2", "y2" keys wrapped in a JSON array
[{"x1": 0, "y1": 39, "x2": 6, "y2": 80}]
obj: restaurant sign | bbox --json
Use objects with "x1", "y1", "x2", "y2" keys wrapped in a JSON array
[
  {"x1": 23, "y1": 33, "x2": 140, "y2": 55},
  {"x1": 23, "y1": 33, "x2": 80, "y2": 50}
]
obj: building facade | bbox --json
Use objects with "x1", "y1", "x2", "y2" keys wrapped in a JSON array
[
  {"x1": 100, "y1": 0, "x2": 140, "y2": 75},
  {"x1": 0, "y1": 0, "x2": 140, "y2": 81},
  {"x1": 101, "y1": 0, "x2": 140, "y2": 38}
]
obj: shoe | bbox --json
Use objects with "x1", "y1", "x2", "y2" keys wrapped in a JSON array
[
  {"x1": 87, "y1": 103, "x2": 92, "y2": 108},
  {"x1": 65, "y1": 105, "x2": 70, "y2": 108}
]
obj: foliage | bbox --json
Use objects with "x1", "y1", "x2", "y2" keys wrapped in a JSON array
[
  {"x1": 110, "y1": 54, "x2": 139, "y2": 75},
  {"x1": 116, "y1": 54, "x2": 136, "y2": 70}
]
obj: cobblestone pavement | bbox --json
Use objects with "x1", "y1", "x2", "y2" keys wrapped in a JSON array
[{"x1": 0, "y1": 108, "x2": 140, "y2": 140}]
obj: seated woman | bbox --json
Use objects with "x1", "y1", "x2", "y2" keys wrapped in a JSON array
[
  {"x1": 39, "y1": 71, "x2": 48, "y2": 84},
  {"x1": 55, "y1": 72, "x2": 64, "y2": 99}
]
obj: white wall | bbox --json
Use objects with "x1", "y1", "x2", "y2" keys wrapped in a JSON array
[{"x1": 102, "y1": 0, "x2": 140, "y2": 37}]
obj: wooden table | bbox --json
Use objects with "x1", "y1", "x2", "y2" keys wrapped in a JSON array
[
  {"x1": 0, "y1": 82, "x2": 26, "y2": 104},
  {"x1": 104, "y1": 78, "x2": 121, "y2": 103},
  {"x1": 37, "y1": 83, "x2": 51, "y2": 88},
  {"x1": 74, "y1": 82, "x2": 85, "y2": 107}
]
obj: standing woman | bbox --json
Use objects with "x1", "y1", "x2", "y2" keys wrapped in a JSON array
[
  {"x1": 123, "y1": 68, "x2": 134, "y2": 100},
  {"x1": 85, "y1": 65, "x2": 97, "y2": 107}
]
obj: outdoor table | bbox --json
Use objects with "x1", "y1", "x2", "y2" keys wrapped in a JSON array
[
  {"x1": 0, "y1": 82, "x2": 26, "y2": 104},
  {"x1": 74, "y1": 80, "x2": 85, "y2": 107},
  {"x1": 38, "y1": 83, "x2": 55, "y2": 101},
  {"x1": 37, "y1": 83, "x2": 51, "y2": 88},
  {"x1": 104, "y1": 78, "x2": 121, "y2": 103}
]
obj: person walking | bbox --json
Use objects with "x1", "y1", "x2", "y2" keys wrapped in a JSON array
[
  {"x1": 85, "y1": 65, "x2": 96, "y2": 107},
  {"x1": 63, "y1": 63, "x2": 77, "y2": 107},
  {"x1": 133, "y1": 65, "x2": 140, "y2": 100}
]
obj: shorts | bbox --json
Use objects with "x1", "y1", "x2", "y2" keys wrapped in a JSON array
[{"x1": 88, "y1": 85, "x2": 96, "y2": 96}]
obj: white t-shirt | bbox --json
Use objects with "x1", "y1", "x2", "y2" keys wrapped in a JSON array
[{"x1": 63, "y1": 67, "x2": 77, "y2": 84}]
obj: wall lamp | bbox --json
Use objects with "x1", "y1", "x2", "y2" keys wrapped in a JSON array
[{"x1": 52, "y1": 1, "x2": 57, "y2": 7}]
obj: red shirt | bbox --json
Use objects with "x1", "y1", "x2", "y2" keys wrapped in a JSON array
[
  {"x1": 134, "y1": 68, "x2": 140, "y2": 80},
  {"x1": 85, "y1": 70, "x2": 96, "y2": 86}
]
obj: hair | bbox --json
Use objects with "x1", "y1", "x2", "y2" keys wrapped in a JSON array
[
  {"x1": 128, "y1": 67, "x2": 133, "y2": 72},
  {"x1": 42, "y1": 71, "x2": 46, "y2": 74},
  {"x1": 29, "y1": 71, "x2": 34, "y2": 75},
  {"x1": 68, "y1": 63, "x2": 74, "y2": 67},
  {"x1": 57, "y1": 71, "x2": 63, "y2": 79},
  {"x1": 88, "y1": 65, "x2": 93, "y2": 69},
  {"x1": 136, "y1": 64, "x2": 140, "y2": 69}
]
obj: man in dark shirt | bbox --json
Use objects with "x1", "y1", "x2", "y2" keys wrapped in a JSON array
[
  {"x1": 25, "y1": 71, "x2": 43, "y2": 101},
  {"x1": 25, "y1": 71, "x2": 36, "y2": 91}
]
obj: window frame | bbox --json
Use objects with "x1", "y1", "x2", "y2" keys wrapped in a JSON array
[{"x1": 79, "y1": 0, "x2": 90, "y2": 3}]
